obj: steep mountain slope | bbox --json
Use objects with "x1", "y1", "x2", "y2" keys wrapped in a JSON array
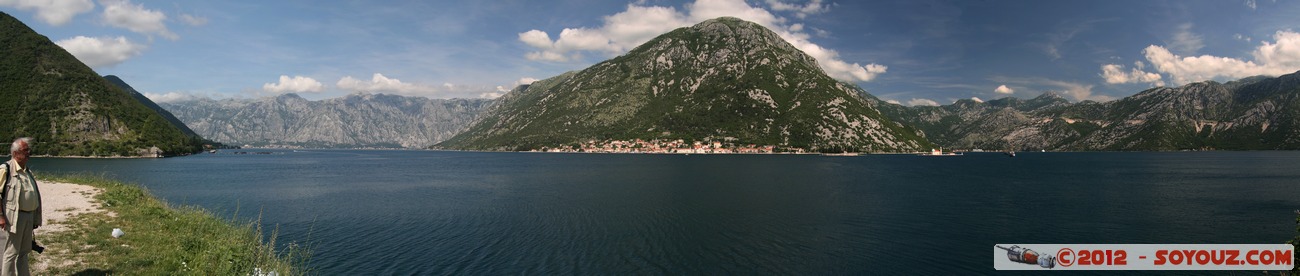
[
  {"x1": 0, "y1": 11, "x2": 200, "y2": 156},
  {"x1": 439, "y1": 17, "x2": 929, "y2": 152},
  {"x1": 104, "y1": 75, "x2": 199, "y2": 137},
  {"x1": 878, "y1": 71, "x2": 1300, "y2": 150},
  {"x1": 159, "y1": 93, "x2": 493, "y2": 148}
]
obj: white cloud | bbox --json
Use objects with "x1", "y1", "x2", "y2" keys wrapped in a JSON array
[
  {"x1": 337, "y1": 73, "x2": 438, "y2": 96},
  {"x1": 906, "y1": 98, "x2": 939, "y2": 107},
  {"x1": 0, "y1": 0, "x2": 95, "y2": 26},
  {"x1": 179, "y1": 13, "x2": 208, "y2": 26},
  {"x1": 101, "y1": 0, "x2": 176, "y2": 40},
  {"x1": 516, "y1": 0, "x2": 887, "y2": 82},
  {"x1": 764, "y1": 0, "x2": 830, "y2": 19},
  {"x1": 1244, "y1": 0, "x2": 1257, "y2": 10},
  {"x1": 518, "y1": 30, "x2": 553, "y2": 49},
  {"x1": 263, "y1": 75, "x2": 324, "y2": 93},
  {"x1": 479, "y1": 92, "x2": 504, "y2": 99},
  {"x1": 1100, "y1": 64, "x2": 1164, "y2": 86},
  {"x1": 143, "y1": 91, "x2": 196, "y2": 103},
  {"x1": 1167, "y1": 23, "x2": 1203, "y2": 54},
  {"x1": 994, "y1": 85, "x2": 1014, "y2": 94},
  {"x1": 1107, "y1": 30, "x2": 1300, "y2": 86},
  {"x1": 970, "y1": 97, "x2": 983, "y2": 103},
  {"x1": 54, "y1": 36, "x2": 146, "y2": 68},
  {"x1": 885, "y1": 99, "x2": 901, "y2": 105},
  {"x1": 517, "y1": 77, "x2": 539, "y2": 85},
  {"x1": 1252, "y1": 30, "x2": 1300, "y2": 69}
]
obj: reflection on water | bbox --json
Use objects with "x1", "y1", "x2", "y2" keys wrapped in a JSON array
[{"x1": 31, "y1": 151, "x2": 1300, "y2": 274}]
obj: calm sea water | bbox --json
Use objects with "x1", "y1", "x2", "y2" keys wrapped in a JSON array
[{"x1": 30, "y1": 150, "x2": 1300, "y2": 274}]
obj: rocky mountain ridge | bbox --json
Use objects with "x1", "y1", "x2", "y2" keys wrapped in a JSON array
[
  {"x1": 878, "y1": 71, "x2": 1300, "y2": 151},
  {"x1": 159, "y1": 93, "x2": 493, "y2": 148}
]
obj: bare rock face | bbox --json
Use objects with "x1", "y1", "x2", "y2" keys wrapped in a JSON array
[
  {"x1": 160, "y1": 93, "x2": 493, "y2": 148},
  {"x1": 438, "y1": 17, "x2": 930, "y2": 152}
]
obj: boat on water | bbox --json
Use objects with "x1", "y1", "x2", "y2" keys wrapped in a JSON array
[
  {"x1": 1005, "y1": 151, "x2": 1016, "y2": 157},
  {"x1": 919, "y1": 148, "x2": 963, "y2": 156},
  {"x1": 821, "y1": 152, "x2": 860, "y2": 156}
]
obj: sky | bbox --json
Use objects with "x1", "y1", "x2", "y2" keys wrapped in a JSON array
[{"x1": 4, "y1": 0, "x2": 1300, "y2": 106}]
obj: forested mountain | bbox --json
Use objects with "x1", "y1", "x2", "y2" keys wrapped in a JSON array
[{"x1": 439, "y1": 17, "x2": 930, "y2": 152}]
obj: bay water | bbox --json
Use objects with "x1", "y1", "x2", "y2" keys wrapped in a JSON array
[{"x1": 31, "y1": 150, "x2": 1300, "y2": 274}]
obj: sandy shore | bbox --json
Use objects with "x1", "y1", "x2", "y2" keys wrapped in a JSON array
[{"x1": 35, "y1": 181, "x2": 108, "y2": 234}]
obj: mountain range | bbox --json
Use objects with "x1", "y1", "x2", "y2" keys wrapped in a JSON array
[
  {"x1": 159, "y1": 93, "x2": 492, "y2": 148},
  {"x1": 877, "y1": 71, "x2": 1300, "y2": 151}
]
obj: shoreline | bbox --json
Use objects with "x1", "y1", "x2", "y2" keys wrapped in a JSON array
[{"x1": 26, "y1": 176, "x2": 306, "y2": 275}]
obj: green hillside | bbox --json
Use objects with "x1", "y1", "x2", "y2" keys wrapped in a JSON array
[{"x1": 0, "y1": 11, "x2": 201, "y2": 156}]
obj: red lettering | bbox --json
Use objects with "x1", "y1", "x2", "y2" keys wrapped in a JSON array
[
  {"x1": 1115, "y1": 250, "x2": 1128, "y2": 265},
  {"x1": 1247, "y1": 250, "x2": 1260, "y2": 265},
  {"x1": 1155, "y1": 250, "x2": 1168, "y2": 265},
  {"x1": 1261, "y1": 250, "x2": 1274, "y2": 264},
  {"x1": 1227, "y1": 250, "x2": 1241, "y2": 265},
  {"x1": 1278, "y1": 250, "x2": 1293, "y2": 266},
  {"x1": 1057, "y1": 248, "x2": 1074, "y2": 267},
  {"x1": 1172, "y1": 250, "x2": 1187, "y2": 265}
]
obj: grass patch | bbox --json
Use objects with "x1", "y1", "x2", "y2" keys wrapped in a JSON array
[{"x1": 33, "y1": 173, "x2": 311, "y2": 275}]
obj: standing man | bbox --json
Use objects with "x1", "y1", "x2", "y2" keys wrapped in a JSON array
[{"x1": 0, "y1": 138, "x2": 40, "y2": 276}]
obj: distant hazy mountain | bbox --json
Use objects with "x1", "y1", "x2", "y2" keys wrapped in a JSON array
[
  {"x1": 159, "y1": 93, "x2": 493, "y2": 148},
  {"x1": 878, "y1": 71, "x2": 1300, "y2": 151},
  {"x1": 0, "y1": 11, "x2": 201, "y2": 156},
  {"x1": 438, "y1": 17, "x2": 930, "y2": 152}
]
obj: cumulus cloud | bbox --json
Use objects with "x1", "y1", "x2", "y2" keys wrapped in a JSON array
[
  {"x1": 516, "y1": 0, "x2": 888, "y2": 82},
  {"x1": 1142, "y1": 30, "x2": 1300, "y2": 85},
  {"x1": 994, "y1": 85, "x2": 1014, "y2": 94},
  {"x1": 179, "y1": 13, "x2": 208, "y2": 26},
  {"x1": 1100, "y1": 63, "x2": 1164, "y2": 86},
  {"x1": 337, "y1": 73, "x2": 437, "y2": 95},
  {"x1": 263, "y1": 75, "x2": 324, "y2": 93},
  {"x1": 516, "y1": 77, "x2": 539, "y2": 85},
  {"x1": 0, "y1": 0, "x2": 95, "y2": 26},
  {"x1": 101, "y1": 0, "x2": 176, "y2": 40},
  {"x1": 970, "y1": 97, "x2": 983, "y2": 103},
  {"x1": 906, "y1": 98, "x2": 939, "y2": 107},
  {"x1": 1103, "y1": 30, "x2": 1300, "y2": 86},
  {"x1": 479, "y1": 92, "x2": 504, "y2": 99},
  {"x1": 765, "y1": 0, "x2": 830, "y2": 19},
  {"x1": 54, "y1": 36, "x2": 146, "y2": 68},
  {"x1": 885, "y1": 99, "x2": 901, "y2": 105}
]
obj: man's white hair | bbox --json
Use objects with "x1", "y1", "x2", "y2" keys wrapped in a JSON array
[{"x1": 10, "y1": 137, "x2": 32, "y2": 153}]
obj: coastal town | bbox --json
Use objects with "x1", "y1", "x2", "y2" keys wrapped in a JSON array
[{"x1": 532, "y1": 139, "x2": 807, "y2": 154}]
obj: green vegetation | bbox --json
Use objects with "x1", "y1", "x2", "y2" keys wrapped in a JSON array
[
  {"x1": 1, "y1": 12, "x2": 202, "y2": 156},
  {"x1": 439, "y1": 17, "x2": 930, "y2": 152},
  {"x1": 34, "y1": 174, "x2": 310, "y2": 275}
]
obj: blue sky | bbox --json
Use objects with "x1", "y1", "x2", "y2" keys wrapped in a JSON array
[{"x1": 4, "y1": 0, "x2": 1300, "y2": 105}]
